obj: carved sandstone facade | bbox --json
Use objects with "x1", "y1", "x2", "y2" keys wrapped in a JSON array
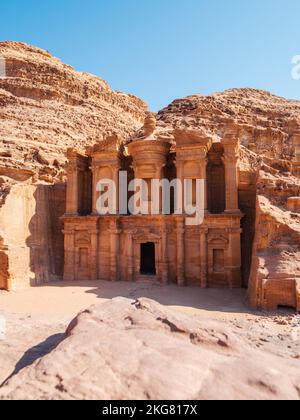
[{"x1": 62, "y1": 118, "x2": 243, "y2": 288}]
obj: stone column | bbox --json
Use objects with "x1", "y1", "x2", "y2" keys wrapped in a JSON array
[
  {"x1": 156, "y1": 166, "x2": 164, "y2": 214},
  {"x1": 111, "y1": 165, "x2": 120, "y2": 215},
  {"x1": 91, "y1": 164, "x2": 99, "y2": 215},
  {"x1": 63, "y1": 228, "x2": 75, "y2": 281},
  {"x1": 66, "y1": 164, "x2": 79, "y2": 215},
  {"x1": 90, "y1": 228, "x2": 99, "y2": 280},
  {"x1": 110, "y1": 219, "x2": 120, "y2": 282},
  {"x1": 175, "y1": 160, "x2": 184, "y2": 214},
  {"x1": 226, "y1": 227, "x2": 242, "y2": 288},
  {"x1": 127, "y1": 232, "x2": 134, "y2": 282},
  {"x1": 161, "y1": 221, "x2": 169, "y2": 284},
  {"x1": 176, "y1": 217, "x2": 185, "y2": 286},
  {"x1": 223, "y1": 137, "x2": 240, "y2": 214},
  {"x1": 200, "y1": 228, "x2": 208, "y2": 288},
  {"x1": 199, "y1": 150, "x2": 208, "y2": 212}
]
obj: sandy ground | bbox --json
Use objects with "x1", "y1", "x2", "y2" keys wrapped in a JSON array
[{"x1": 0, "y1": 280, "x2": 300, "y2": 387}]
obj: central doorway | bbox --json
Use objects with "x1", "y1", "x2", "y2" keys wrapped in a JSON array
[{"x1": 140, "y1": 242, "x2": 156, "y2": 275}]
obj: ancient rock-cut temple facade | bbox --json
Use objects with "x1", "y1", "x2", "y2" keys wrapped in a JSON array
[{"x1": 62, "y1": 116, "x2": 243, "y2": 287}]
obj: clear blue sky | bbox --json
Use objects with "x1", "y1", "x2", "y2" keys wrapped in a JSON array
[{"x1": 1, "y1": 0, "x2": 300, "y2": 110}]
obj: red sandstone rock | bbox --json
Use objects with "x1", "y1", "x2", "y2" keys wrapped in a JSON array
[
  {"x1": 158, "y1": 92, "x2": 300, "y2": 311},
  {"x1": 158, "y1": 89, "x2": 300, "y2": 161},
  {"x1": 0, "y1": 42, "x2": 147, "y2": 290},
  {"x1": 0, "y1": 298, "x2": 299, "y2": 400},
  {"x1": 0, "y1": 42, "x2": 300, "y2": 312},
  {"x1": 0, "y1": 41, "x2": 147, "y2": 181}
]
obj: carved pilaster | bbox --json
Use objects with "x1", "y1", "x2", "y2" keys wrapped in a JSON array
[
  {"x1": 63, "y1": 228, "x2": 75, "y2": 281},
  {"x1": 112, "y1": 165, "x2": 120, "y2": 214},
  {"x1": 226, "y1": 227, "x2": 242, "y2": 288},
  {"x1": 176, "y1": 217, "x2": 185, "y2": 286},
  {"x1": 175, "y1": 160, "x2": 184, "y2": 213},
  {"x1": 66, "y1": 163, "x2": 79, "y2": 215},
  {"x1": 198, "y1": 149, "x2": 208, "y2": 212},
  {"x1": 222, "y1": 127, "x2": 240, "y2": 214},
  {"x1": 66, "y1": 149, "x2": 89, "y2": 215},
  {"x1": 91, "y1": 164, "x2": 99, "y2": 215},
  {"x1": 126, "y1": 231, "x2": 134, "y2": 282},
  {"x1": 161, "y1": 221, "x2": 169, "y2": 285},
  {"x1": 110, "y1": 219, "x2": 121, "y2": 282},
  {"x1": 90, "y1": 228, "x2": 99, "y2": 280},
  {"x1": 200, "y1": 228, "x2": 208, "y2": 288}
]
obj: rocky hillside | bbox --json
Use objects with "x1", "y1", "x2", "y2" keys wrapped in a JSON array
[
  {"x1": 0, "y1": 42, "x2": 147, "y2": 290},
  {"x1": 0, "y1": 42, "x2": 147, "y2": 183},
  {"x1": 0, "y1": 41, "x2": 299, "y2": 309},
  {"x1": 158, "y1": 89, "x2": 300, "y2": 309},
  {"x1": 158, "y1": 88, "x2": 300, "y2": 160}
]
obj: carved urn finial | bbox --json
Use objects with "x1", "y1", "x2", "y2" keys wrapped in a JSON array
[{"x1": 143, "y1": 112, "x2": 157, "y2": 137}]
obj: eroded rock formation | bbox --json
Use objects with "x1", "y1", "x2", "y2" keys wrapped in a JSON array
[
  {"x1": 0, "y1": 42, "x2": 147, "y2": 289},
  {"x1": 157, "y1": 89, "x2": 300, "y2": 160},
  {"x1": 0, "y1": 183, "x2": 65, "y2": 290},
  {"x1": 0, "y1": 41, "x2": 147, "y2": 181},
  {"x1": 158, "y1": 90, "x2": 300, "y2": 310},
  {"x1": 1, "y1": 298, "x2": 299, "y2": 400},
  {"x1": 0, "y1": 41, "x2": 299, "y2": 311}
]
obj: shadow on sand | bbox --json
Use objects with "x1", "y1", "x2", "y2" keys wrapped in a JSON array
[
  {"x1": 1, "y1": 333, "x2": 65, "y2": 387},
  {"x1": 38, "y1": 279, "x2": 257, "y2": 315}
]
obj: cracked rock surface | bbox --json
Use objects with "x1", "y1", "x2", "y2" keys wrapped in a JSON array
[{"x1": 1, "y1": 297, "x2": 299, "y2": 400}]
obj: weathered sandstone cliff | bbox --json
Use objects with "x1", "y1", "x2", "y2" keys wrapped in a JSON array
[
  {"x1": 0, "y1": 41, "x2": 299, "y2": 310},
  {"x1": 1, "y1": 298, "x2": 299, "y2": 400},
  {"x1": 158, "y1": 90, "x2": 300, "y2": 310},
  {"x1": 0, "y1": 183, "x2": 65, "y2": 290},
  {"x1": 0, "y1": 41, "x2": 147, "y2": 289},
  {"x1": 0, "y1": 41, "x2": 147, "y2": 181},
  {"x1": 158, "y1": 89, "x2": 300, "y2": 160}
]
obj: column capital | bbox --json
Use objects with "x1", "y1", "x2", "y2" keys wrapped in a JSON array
[
  {"x1": 67, "y1": 163, "x2": 79, "y2": 172},
  {"x1": 200, "y1": 227, "x2": 209, "y2": 235},
  {"x1": 222, "y1": 132, "x2": 240, "y2": 162},
  {"x1": 222, "y1": 139, "x2": 240, "y2": 163},
  {"x1": 66, "y1": 164, "x2": 79, "y2": 215},
  {"x1": 222, "y1": 152, "x2": 239, "y2": 165}
]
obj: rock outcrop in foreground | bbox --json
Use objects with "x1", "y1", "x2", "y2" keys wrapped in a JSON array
[{"x1": 1, "y1": 298, "x2": 299, "y2": 400}]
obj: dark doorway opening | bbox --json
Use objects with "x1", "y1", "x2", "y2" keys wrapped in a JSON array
[{"x1": 140, "y1": 242, "x2": 156, "y2": 275}]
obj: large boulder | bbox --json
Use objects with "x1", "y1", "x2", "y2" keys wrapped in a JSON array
[{"x1": 1, "y1": 298, "x2": 299, "y2": 400}]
